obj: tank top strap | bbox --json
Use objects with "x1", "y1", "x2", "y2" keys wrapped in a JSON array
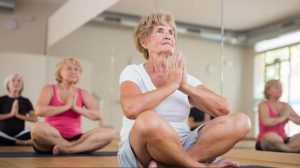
[
  {"x1": 52, "y1": 84, "x2": 58, "y2": 100},
  {"x1": 265, "y1": 101, "x2": 276, "y2": 116}
]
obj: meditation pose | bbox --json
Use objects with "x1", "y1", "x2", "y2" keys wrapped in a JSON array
[
  {"x1": 256, "y1": 79, "x2": 300, "y2": 153},
  {"x1": 0, "y1": 73, "x2": 37, "y2": 145},
  {"x1": 118, "y1": 12, "x2": 251, "y2": 167},
  {"x1": 31, "y1": 57, "x2": 114, "y2": 154}
]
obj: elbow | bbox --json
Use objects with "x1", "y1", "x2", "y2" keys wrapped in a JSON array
[
  {"x1": 216, "y1": 100, "x2": 230, "y2": 116},
  {"x1": 32, "y1": 116, "x2": 38, "y2": 122},
  {"x1": 35, "y1": 106, "x2": 44, "y2": 117},
  {"x1": 92, "y1": 114, "x2": 101, "y2": 121},
  {"x1": 122, "y1": 103, "x2": 138, "y2": 120}
]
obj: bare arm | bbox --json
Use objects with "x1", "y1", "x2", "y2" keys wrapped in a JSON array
[
  {"x1": 73, "y1": 90, "x2": 101, "y2": 121},
  {"x1": 286, "y1": 104, "x2": 300, "y2": 125},
  {"x1": 15, "y1": 110, "x2": 38, "y2": 122},
  {"x1": 0, "y1": 113, "x2": 14, "y2": 120},
  {"x1": 182, "y1": 85, "x2": 230, "y2": 117},
  {"x1": 259, "y1": 102, "x2": 288, "y2": 127},
  {"x1": 35, "y1": 85, "x2": 71, "y2": 117},
  {"x1": 120, "y1": 81, "x2": 178, "y2": 119}
]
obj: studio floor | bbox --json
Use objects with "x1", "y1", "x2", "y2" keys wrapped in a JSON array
[{"x1": 0, "y1": 138, "x2": 299, "y2": 168}]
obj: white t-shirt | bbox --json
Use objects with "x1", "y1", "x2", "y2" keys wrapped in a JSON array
[{"x1": 119, "y1": 64, "x2": 202, "y2": 141}]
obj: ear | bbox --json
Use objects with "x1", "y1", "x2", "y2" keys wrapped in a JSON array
[{"x1": 140, "y1": 39, "x2": 148, "y2": 49}]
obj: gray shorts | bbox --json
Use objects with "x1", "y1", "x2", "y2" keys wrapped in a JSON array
[{"x1": 118, "y1": 124, "x2": 205, "y2": 168}]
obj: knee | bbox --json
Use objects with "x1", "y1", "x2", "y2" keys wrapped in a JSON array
[
  {"x1": 104, "y1": 127, "x2": 115, "y2": 141},
  {"x1": 30, "y1": 122, "x2": 49, "y2": 139},
  {"x1": 221, "y1": 113, "x2": 251, "y2": 137},
  {"x1": 232, "y1": 113, "x2": 251, "y2": 134},
  {"x1": 134, "y1": 110, "x2": 164, "y2": 135}
]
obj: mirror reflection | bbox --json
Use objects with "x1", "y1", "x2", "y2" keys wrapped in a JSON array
[{"x1": 223, "y1": 0, "x2": 300, "y2": 153}]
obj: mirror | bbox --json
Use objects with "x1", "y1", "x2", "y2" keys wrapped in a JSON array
[{"x1": 222, "y1": 0, "x2": 300, "y2": 138}]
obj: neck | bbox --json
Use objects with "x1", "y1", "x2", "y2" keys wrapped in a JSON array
[
  {"x1": 146, "y1": 52, "x2": 168, "y2": 73},
  {"x1": 268, "y1": 97, "x2": 279, "y2": 103},
  {"x1": 8, "y1": 91, "x2": 19, "y2": 98},
  {"x1": 58, "y1": 81, "x2": 75, "y2": 90}
]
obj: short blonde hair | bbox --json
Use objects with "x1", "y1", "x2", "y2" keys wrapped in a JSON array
[
  {"x1": 264, "y1": 79, "x2": 280, "y2": 99},
  {"x1": 55, "y1": 57, "x2": 82, "y2": 83},
  {"x1": 4, "y1": 73, "x2": 24, "y2": 95},
  {"x1": 133, "y1": 12, "x2": 177, "y2": 59}
]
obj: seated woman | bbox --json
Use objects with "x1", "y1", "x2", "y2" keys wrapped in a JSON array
[
  {"x1": 256, "y1": 79, "x2": 300, "y2": 152},
  {"x1": 31, "y1": 57, "x2": 115, "y2": 154},
  {"x1": 188, "y1": 107, "x2": 212, "y2": 131},
  {"x1": 0, "y1": 73, "x2": 37, "y2": 145},
  {"x1": 118, "y1": 12, "x2": 251, "y2": 168}
]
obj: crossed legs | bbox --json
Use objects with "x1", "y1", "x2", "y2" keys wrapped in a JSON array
[
  {"x1": 261, "y1": 132, "x2": 300, "y2": 153},
  {"x1": 31, "y1": 122, "x2": 115, "y2": 154},
  {"x1": 129, "y1": 111, "x2": 251, "y2": 167}
]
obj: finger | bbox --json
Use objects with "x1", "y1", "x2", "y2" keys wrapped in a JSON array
[
  {"x1": 179, "y1": 55, "x2": 185, "y2": 70},
  {"x1": 175, "y1": 53, "x2": 181, "y2": 68}
]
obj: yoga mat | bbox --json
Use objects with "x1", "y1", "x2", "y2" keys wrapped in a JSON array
[
  {"x1": 0, "y1": 151, "x2": 117, "y2": 157},
  {"x1": 240, "y1": 166, "x2": 272, "y2": 168}
]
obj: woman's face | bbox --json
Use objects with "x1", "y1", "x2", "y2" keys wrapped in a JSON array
[
  {"x1": 8, "y1": 76, "x2": 23, "y2": 94},
  {"x1": 143, "y1": 24, "x2": 175, "y2": 57},
  {"x1": 268, "y1": 82, "x2": 282, "y2": 99},
  {"x1": 60, "y1": 61, "x2": 81, "y2": 83}
]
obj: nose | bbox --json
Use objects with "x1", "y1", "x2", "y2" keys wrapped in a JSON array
[{"x1": 163, "y1": 33, "x2": 170, "y2": 40}]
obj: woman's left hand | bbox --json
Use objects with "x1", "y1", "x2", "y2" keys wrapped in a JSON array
[
  {"x1": 71, "y1": 89, "x2": 81, "y2": 113},
  {"x1": 176, "y1": 50, "x2": 188, "y2": 91}
]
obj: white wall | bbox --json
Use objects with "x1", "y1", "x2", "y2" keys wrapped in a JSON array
[
  {"x1": 0, "y1": 52, "x2": 47, "y2": 104},
  {"x1": 0, "y1": 0, "x2": 61, "y2": 54}
]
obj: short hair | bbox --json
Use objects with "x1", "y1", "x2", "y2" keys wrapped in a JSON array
[
  {"x1": 133, "y1": 12, "x2": 177, "y2": 59},
  {"x1": 4, "y1": 73, "x2": 24, "y2": 95},
  {"x1": 55, "y1": 57, "x2": 82, "y2": 83},
  {"x1": 263, "y1": 79, "x2": 280, "y2": 99}
]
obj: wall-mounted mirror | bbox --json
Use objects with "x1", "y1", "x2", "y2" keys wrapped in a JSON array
[{"x1": 222, "y1": 0, "x2": 300, "y2": 138}]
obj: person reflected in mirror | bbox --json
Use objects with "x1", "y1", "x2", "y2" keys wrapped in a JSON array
[
  {"x1": 118, "y1": 12, "x2": 251, "y2": 168},
  {"x1": 0, "y1": 73, "x2": 37, "y2": 146},
  {"x1": 256, "y1": 79, "x2": 300, "y2": 153},
  {"x1": 31, "y1": 57, "x2": 115, "y2": 155}
]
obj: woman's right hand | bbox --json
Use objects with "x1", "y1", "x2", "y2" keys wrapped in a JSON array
[
  {"x1": 166, "y1": 51, "x2": 185, "y2": 90},
  {"x1": 10, "y1": 100, "x2": 18, "y2": 116},
  {"x1": 65, "y1": 88, "x2": 75, "y2": 110}
]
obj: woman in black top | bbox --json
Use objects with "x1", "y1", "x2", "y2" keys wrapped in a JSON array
[{"x1": 0, "y1": 74, "x2": 37, "y2": 145}]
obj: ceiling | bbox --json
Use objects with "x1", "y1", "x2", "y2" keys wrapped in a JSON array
[{"x1": 107, "y1": 0, "x2": 300, "y2": 31}]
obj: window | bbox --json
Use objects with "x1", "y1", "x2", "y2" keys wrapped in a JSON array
[{"x1": 254, "y1": 43, "x2": 300, "y2": 136}]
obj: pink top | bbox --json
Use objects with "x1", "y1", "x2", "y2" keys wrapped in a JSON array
[
  {"x1": 45, "y1": 85, "x2": 83, "y2": 138},
  {"x1": 257, "y1": 101, "x2": 288, "y2": 141}
]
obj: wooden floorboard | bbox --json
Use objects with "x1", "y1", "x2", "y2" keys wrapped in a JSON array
[{"x1": 1, "y1": 138, "x2": 300, "y2": 168}]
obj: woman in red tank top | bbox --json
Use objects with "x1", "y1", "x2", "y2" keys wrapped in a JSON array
[
  {"x1": 256, "y1": 79, "x2": 300, "y2": 153},
  {"x1": 31, "y1": 57, "x2": 115, "y2": 154}
]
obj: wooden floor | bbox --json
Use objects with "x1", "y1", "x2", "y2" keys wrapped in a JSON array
[{"x1": 0, "y1": 138, "x2": 300, "y2": 168}]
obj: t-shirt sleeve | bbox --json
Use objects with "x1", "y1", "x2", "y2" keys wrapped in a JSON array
[
  {"x1": 187, "y1": 74, "x2": 202, "y2": 87},
  {"x1": 119, "y1": 65, "x2": 142, "y2": 88},
  {"x1": 25, "y1": 98, "x2": 34, "y2": 113}
]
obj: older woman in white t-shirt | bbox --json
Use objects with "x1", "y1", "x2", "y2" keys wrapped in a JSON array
[{"x1": 118, "y1": 12, "x2": 251, "y2": 168}]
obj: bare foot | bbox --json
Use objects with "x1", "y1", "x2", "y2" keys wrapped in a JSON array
[
  {"x1": 208, "y1": 159, "x2": 239, "y2": 168},
  {"x1": 53, "y1": 145, "x2": 68, "y2": 155},
  {"x1": 15, "y1": 139, "x2": 33, "y2": 146},
  {"x1": 148, "y1": 160, "x2": 158, "y2": 168}
]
